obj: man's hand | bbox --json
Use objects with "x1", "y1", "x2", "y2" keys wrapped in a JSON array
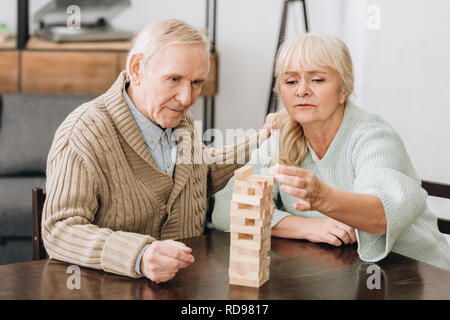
[{"x1": 140, "y1": 240, "x2": 195, "y2": 283}]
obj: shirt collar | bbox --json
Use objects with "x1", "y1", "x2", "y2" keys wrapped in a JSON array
[{"x1": 123, "y1": 82, "x2": 175, "y2": 150}]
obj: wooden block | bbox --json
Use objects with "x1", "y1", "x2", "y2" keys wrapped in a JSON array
[
  {"x1": 233, "y1": 185, "x2": 273, "y2": 198},
  {"x1": 234, "y1": 166, "x2": 253, "y2": 180},
  {"x1": 234, "y1": 179, "x2": 267, "y2": 190},
  {"x1": 0, "y1": 50, "x2": 19, "y2": 93},
  {"x1": 231, "y1": 193, "x2": 264, "y2": 206},
  {"x1": 230, "y1": 233, "x2": 271, "y2": 250},
  {"x1": 230, "y1": 237, "x2": 270, "y2": 258},
  {"x1": 229, "y1": 267, "x2": 267, "y2": 280},
  {"x1": 230, "y1": 197, "x2": 273, "y2": 211},
  {"x1": 230, "y1": 219, "x2": 271, "y2": 235},
  {"x1": 230, "y1": 240, "x2": 270, "y2": 258},
  {"x1": 230, "y1": 213, "x2": 272, "y2": 228},
  {"x1": 229, "y1": 258, "x2": 270, "y2": 288},
  {"x1": 229, "y1": 253, "x2": 261, "y2": 265},
  {"x1": 21, "y1": 51, "x2": 118, "y2": 94},
  {"x1": 251, "y1": 174, "x2": 275, "y2": 187},
  {"x1": 229, "y1": 276, "x2": 260, "y2": 287},
  {"x1": 230, "y1": 202, "x2": 273, "y2": 219},
  {"x1": 229, "y1": 276, "x2": 268, "y2": 288},
  {"x1": 229, "y1": 268, "x2": 259, "y2": 279},
  {"x1": 230, "y1": 226, "x2": 271, "y2": 243},
  {"x1": 229, "y1": 255, "x2": 270, "y2": 271}
]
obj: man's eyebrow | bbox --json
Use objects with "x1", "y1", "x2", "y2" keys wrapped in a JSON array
[{"x1": 166, "y1": 73, "x2": 206, "y2": 81}]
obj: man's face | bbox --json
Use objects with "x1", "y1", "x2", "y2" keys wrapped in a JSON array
[{"x1": 137, "y1": 43, "x2": 209, "y2": 128}]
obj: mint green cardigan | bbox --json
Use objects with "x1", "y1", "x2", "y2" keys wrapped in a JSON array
[{"x1": 212, "y1": 101, "x2": 450, "y2": 271}]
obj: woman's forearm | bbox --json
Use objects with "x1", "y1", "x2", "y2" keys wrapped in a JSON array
[
  {"x1": 271, "y1": 216, "x2": 306, "y2": 239},
  {"x1": 322, "y1": 187, "x2": 386, "y2": 236}
]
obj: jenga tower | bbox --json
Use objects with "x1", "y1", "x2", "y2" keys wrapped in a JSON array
[{"x1": 228, "y1": 165, "x2": 274, "y2": 287}]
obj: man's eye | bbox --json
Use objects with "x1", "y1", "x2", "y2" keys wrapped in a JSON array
[
  {"x1": 192, "y1": 80, "x2": 203, "y2": 86},
  {"x1": 286, "y1": 80, "x2": 297, "y2": 85},
  {"x1": 170, "y1": 77, "x2": 180, "y2": 82}
]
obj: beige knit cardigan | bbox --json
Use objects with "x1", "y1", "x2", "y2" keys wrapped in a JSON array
[{"x1": 42, "y1": 71, "x2": 258, "y2": 278}]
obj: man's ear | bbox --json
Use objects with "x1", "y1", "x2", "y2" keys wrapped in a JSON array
[{"x1": 129, "y1": 54, "x2": 143, "y2": 86}]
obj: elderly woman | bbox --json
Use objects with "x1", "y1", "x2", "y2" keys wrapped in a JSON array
[{"x1": 212, "y1": 33, "x2": 450, "y2": 270}]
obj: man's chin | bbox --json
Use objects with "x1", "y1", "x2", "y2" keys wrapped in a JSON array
[{"x1": 158, "y1": 117, "x2": 183, "y2": 129}]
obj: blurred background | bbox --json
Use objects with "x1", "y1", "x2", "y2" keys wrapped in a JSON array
[{"x1": 0, "y1": 0, "x2": 449, "y2": 265}]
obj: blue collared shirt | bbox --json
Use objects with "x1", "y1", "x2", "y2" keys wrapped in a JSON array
[{"x1": 123, "y1": 83, "x2": 177, "y2": 277}]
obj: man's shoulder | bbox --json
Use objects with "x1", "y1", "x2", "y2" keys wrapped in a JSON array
[{"x1": 48, "y1": 96, "x2": 111, "y2": 159}]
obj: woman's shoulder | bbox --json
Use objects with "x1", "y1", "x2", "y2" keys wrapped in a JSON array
[{"x1": 346, "y1": 102, "x2": 403, "y2": 144}]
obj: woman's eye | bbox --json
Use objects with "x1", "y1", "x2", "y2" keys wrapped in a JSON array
[
  {"x1": 170, "y1": 77, "x2": 180, "y2": 82},
  {"x1": 312, "y1": 78, "x2": 324, "y2": 83},
  {"x1": 286, "y1": 80, "x2": 297, "y2": 85}
]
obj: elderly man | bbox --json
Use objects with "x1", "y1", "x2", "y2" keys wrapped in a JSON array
[{"x1": 42, "y1": 19, "x2": 272, "y2": 283}]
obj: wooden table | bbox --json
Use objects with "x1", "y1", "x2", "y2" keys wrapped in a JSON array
[{"x1": 0, "y1": 232, "x2": 449, "y2": 300}]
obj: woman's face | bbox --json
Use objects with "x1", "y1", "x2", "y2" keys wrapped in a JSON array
[{"x1": 279, "y1": 61, "x2": 347, "y2": 126}]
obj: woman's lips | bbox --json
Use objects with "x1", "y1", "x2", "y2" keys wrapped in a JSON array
[{"x1": 294, "y1": 103, "x2": 316, "y2": 109}]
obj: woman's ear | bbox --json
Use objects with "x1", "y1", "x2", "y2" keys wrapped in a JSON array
[
  {"x1": 128, "y1": 54, "x2": 143, "y2": 86},
  {"x1": 339, "y1": 89, "x2": 348, "y2": 105}
]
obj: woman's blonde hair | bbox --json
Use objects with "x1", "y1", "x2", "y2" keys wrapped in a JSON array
[
  {"x1": 126, "y1": 18, "x2": 211, "y2": 75},
  {"x1": 273, "y1": 33, "x2": 354, "y2": 167}
]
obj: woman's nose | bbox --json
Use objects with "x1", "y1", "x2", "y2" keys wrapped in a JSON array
[{"x1": 296, "y1": 80, "x2": 311, "y2": 97}]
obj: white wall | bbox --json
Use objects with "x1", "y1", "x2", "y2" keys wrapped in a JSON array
[{"x1": 356, "y1": 0, "x2": 450, "y2": 241}]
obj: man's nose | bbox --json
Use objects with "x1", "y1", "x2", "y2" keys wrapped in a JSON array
[
  {"x1": 296, "y1": 79, "x2": 311, "y2": 97},
  {"x1": 176, "y1": 83, "x2": 193, "y2": 106}
]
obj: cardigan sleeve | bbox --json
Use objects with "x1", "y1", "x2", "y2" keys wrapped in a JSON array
[
  {"x1": 42, "y1": 143, "x2": 155, "y2": 278},
  {"x1": 351, "y1": 120, "x2": 428, "y2": 262}
]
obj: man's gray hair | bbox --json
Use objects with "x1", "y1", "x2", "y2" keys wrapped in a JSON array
[{"x1": 126, "y1": 18, "x2": 211, "y2": 74}]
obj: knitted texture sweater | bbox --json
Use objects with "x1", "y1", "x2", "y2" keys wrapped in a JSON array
[
  {"x1": 42, "y1": 71, "x2": 258, "y2": 278},
  {"x1": 212, "y1": 101, "x2": 450, "y2": 271}
]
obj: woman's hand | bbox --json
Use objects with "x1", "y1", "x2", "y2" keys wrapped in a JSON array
[
  {"x1": 272, "y1": 216, "x2": 357, "y2": 246},
  {"x1": 270, "y1": 164, "x2": 332, "y2": 212}
]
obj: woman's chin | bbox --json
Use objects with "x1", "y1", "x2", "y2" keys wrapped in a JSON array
[{"x1": 292, "y1": 114, "x2": 316, "y2": 125}]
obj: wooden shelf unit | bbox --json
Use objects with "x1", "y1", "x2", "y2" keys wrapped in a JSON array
[{"x1": 0, "y1": 37, "x2": 217, "y2": 96}]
